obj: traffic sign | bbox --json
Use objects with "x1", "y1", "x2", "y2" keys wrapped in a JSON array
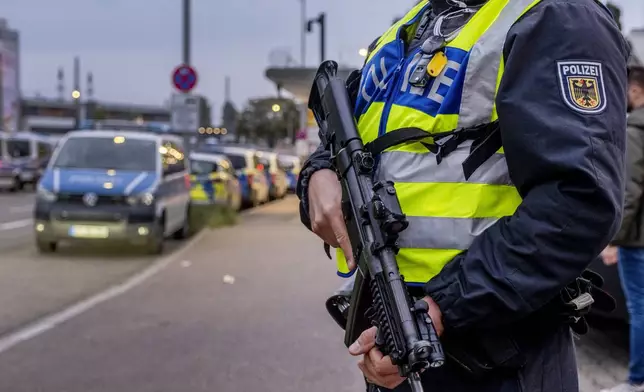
[
  {"x1": 170, "y1": 93, "x2": 201, "y2": 132},
  {"x1": 172, "y1": 64, "x2": 198, "y2": 93}
]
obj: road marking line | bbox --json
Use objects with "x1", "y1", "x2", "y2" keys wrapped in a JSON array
[
  {"x1": 0, "y1": 228, "x2": 207, "y2": 356},
  {"x1": 0, "y1": 219, "x2": 32, "y2": 231},
  {"x1": 9, "y1": 205, "x2": 33, "y2": 214},
  {"x1": 0, "y1": 201, "x2": 285, "y2": 356}
]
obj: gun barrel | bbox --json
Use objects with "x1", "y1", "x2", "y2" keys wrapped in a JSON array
[{"x1": 408, "y1": 372, "x2": 425, "y2": 392}]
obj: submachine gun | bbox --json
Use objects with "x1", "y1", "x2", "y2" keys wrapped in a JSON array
[{"x1": 308, "y1": 60, "x2": 445, "y2": 392}]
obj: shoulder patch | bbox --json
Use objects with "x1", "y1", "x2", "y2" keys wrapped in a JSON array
[{"x1": 557, "y1": 61, "x2": 607, "y2": 114}]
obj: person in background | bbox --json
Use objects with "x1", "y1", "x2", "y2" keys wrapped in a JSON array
[{"x1": 602, "y1": 65, "x2": 644, "y2": 392}]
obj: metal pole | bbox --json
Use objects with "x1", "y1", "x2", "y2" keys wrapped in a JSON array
[
  {"x1": 0, "y1": 53, "x2": 4, "y2": 132},
  {"x1": 183, "y1": 0, "x2": 191, "y2": 65},
  {"x1": 73, "y1": 56, "x2": 81, "y2": 129},
  {"x1": 319, "y1": 13, "x2": 326, "y2": 63},
  {"x1": 300, "y1": 0, "x2": 306, "y2": 66}
]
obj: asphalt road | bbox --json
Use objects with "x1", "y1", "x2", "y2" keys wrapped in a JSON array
[
  {"x1": 0, "y1": 191, "x2": 177, "y2": 339},
  {"x1": 0, "y1": 191, "x2": 35, "y2": 252},
  {"x1": 0, "y1": 197, "x2": 364, "y2": 392},
  {"x1": 0, "y1": 194, "x2": 632, "y2": 392}
]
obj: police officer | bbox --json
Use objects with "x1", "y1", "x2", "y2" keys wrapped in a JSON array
[{"x1": 297, "y1": 0, "x2": 629, "y2": 391}]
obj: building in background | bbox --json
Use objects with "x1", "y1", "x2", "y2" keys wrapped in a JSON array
[
  {"x1": 0, "y1": 18, "x2": 20, "y2": 133},
  {"x1": 21, "y1": 97, "x2": 170, "y2": 135},
  {"x1": 264, "y1": 66, "x2": 355, "y2": 158},
  {"x1": 629, "y1": 28, "x2": 644, "y2": 66}
]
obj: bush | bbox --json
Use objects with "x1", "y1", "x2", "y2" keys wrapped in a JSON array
[{"x1": 189, "y1": 203, "x2": 237, "y2": 235}]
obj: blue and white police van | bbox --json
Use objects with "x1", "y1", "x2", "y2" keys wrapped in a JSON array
[{"x1": 34, "y1": 130, "x2": 192, "y2": 254}]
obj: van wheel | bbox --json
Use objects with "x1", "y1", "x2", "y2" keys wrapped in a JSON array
[
  {"x1": 172, "y1": 206, "x2": 191, "y2": 240},
  {"x1": 36, "y1": 240, "x2": 57, "y2": 253},
  {"x1": 9, "y1": 177, "x2": 22, "y2": 192},
  {"x1": 146, "y1": 236, "x2": 164, "y2": 255}
]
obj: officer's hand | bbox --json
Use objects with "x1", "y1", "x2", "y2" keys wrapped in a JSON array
[
  {"x1": 348, "y1": 298, "x2": 444, "y2": 390},
  {"x1": 308, "y1": 169, "x2": 355, "y2": 270},
  {"x1": 349, "y1": 327, "x2": 406, "y2": 390},
  {"x1": 601, "y1": 246, "x2": 618, "y2": 266}
]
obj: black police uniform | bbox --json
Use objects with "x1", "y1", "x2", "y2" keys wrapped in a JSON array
[{"x1": 297, "y1": 0, "x2": 629, "y2": 391}]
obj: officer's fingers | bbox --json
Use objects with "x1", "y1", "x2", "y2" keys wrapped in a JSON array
[
  {"x1": 362, "y1": 355, "x2": 406, "y2": 389},
  {"x1": 349, "y1": 326, "x2": 377, "y2": 355},
  {"x1": 310, "y1": 214, "x2": 340, "y2": 247},
  {"x1": 358, "y1": 358, "x2": 380, "y2": 385},
  {"x1": 368, "y1": 350, "x2": 399, "y2": 376},
  {"x1": 331, "y1": 214, "x2": 355, "y2": 270}
]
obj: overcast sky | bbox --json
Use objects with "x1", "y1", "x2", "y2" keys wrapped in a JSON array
[{"x1": 2, "y1": 0, "x2": 643, "y2": 119}]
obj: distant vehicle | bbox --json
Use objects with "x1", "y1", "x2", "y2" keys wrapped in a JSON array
[
  {"x1": 189, "y1": 152, "x2": 242, "y2": 211},
  {"x1": 0, "y1": 132, "x2": 56, "y2": 191},
  {"x1": 255, "y1": 150, "x2": 289, "y2": 200},
  {"x1": 278, "y1": 155, "x2": 302, "y2": 193},
  {"x1": 79, "y1": 119, "x2": 172, "y2": 133},
  {"x1": 196, "y1": 145, "x2": 270, "y2": 207},
  {"x1": 34, "y1": 130, "x2": 192, "y2": 254}
]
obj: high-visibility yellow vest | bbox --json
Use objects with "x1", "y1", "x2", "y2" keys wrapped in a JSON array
[{"x1": 336, "y1": 0, "x2": 544, "y2": 284}]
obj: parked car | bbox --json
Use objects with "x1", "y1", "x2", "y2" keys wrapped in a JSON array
[
  {"x1": 189, "y1": 152, "x2": 242, "y2": 211},
  {"x1": 255, "y1": 150, "x2": 289, "y2": 200},
  {"x1": 0, "y1": 132, "x2": 55, "y2": 191},
  {"x1": 278, "y1": 155, "x2": 302, "y2": 193},
  {"x1": 34, "y1": 130, "x2": 192, "y2": 254},
  {"x1": 195, "y1": 145, "x2": 270, "y2": 208}
]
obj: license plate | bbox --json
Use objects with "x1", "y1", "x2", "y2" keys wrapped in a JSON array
[
  {"x1": 68, "y1": 225, "x2": 109, "y2": 239},
  {"x1": 0, "y1": 178, "x2": 14, "y2": 187}
]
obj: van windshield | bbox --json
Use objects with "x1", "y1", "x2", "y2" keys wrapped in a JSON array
[
  {"x1": 53, "y1": 136, "x2": 157, "y2": 171},
  {"x1": 190, "y1": 160, "x2": 217, "y2": 174},
  {"x1": 5, "y1": 140, "x2": 30, "y2": 158},
  {"x1": 226, "y1": 154, "x2": 247, "y2": 170}
]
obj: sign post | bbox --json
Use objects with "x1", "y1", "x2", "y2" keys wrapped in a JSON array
[
  {"x1": 170, "y1": 93, "x2": 200, "y2": 134},
  {"x1": 172, "y1": 64, "x2": 198, "y2": 94},
  {"x1": 170, "y1": 64, "x2": 200, "y2": 137}
]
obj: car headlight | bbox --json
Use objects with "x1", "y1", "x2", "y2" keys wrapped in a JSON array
[
  {"x1": 127, "y1": 193, "x2": 155, "y2": 206},
  {"x1": 36, "y1": 185, "x2": 57, "y2": 202}
]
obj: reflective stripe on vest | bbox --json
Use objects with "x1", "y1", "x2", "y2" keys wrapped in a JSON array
[{"x1": 336, "y1": 0, "x2": 542, "y2": 283}]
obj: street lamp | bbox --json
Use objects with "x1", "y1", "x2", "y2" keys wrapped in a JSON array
[
  {"x1": 358, "y1": 48, "x2": 368, "y2": 57},
  {"x1": 272, "y1": 104, "x2": 281, "y2": 113},
  {"x1": 307, "y1": 12, "x2": 326, "y2": 64},
  {"x1": 71, "y1": 89, "x2": 81, "y2": 129}
]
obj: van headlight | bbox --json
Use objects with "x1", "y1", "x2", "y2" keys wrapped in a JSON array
[
  {"x1": 36, "y1": 185, "x2": 57, "y2": 202},
  {"x1": 127, "y1": 193, "x2": 155, "y2": 206}
]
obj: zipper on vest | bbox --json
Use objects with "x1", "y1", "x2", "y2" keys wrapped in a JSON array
[{"x1": 377, "y1": 4, "x2": 430, "y2": 139}]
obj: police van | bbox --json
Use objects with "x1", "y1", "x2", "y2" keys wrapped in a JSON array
[
  {"x1": 195, "y1": 145, "x2": 270, "y2": 208},
  {"x1": 189, "y1": 152, "x2": 242, "y2": 211},
  {"x1": 0, "y1": 132, "x2": 56, "y2": 191},
  {"x1": 34, "y1": 130, "x2": 192, "y2": 254},
  {"x1": 255, "y1": 150, "x2": 289, "y2": 200}
]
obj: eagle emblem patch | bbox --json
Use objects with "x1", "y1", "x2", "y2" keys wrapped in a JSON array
[{"x1": 557, "y1": 61, "x2": 606, "y2": 114}]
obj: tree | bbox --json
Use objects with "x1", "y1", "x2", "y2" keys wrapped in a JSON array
[
  {"x1": 222, "y1": 101, "x2": 238, "y2": 135},
  {"x1": 198, "y1": 96, "x2": 212, "y2": 128},
  {"x1": 606, "y1": 2, "x2": 622, "y2": 31},
  {"x1": 236, "y1": 97, "x2": 300, "y2": 148}
]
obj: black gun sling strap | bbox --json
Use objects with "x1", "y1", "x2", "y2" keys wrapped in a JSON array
[{"x1": 363, "y1": 120, "x2": 502, "y2": 180}]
